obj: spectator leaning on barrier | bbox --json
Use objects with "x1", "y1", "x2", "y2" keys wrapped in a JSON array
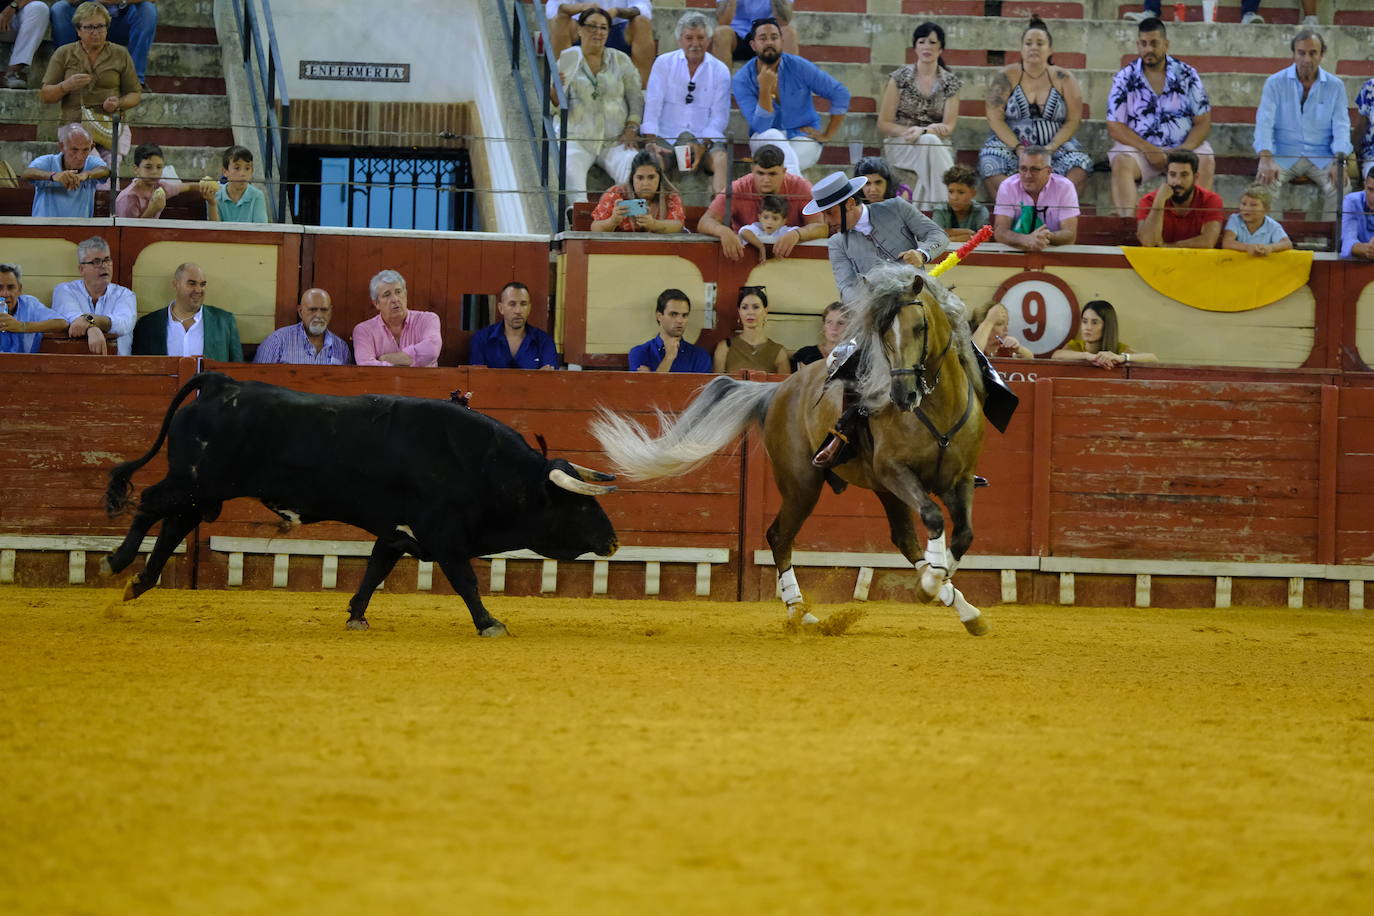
[
  {"x1": 1, "y1": 0, "x2": 50, "y2": 89},
  {"x1": 696, "y1": 144, "x2": 825, "y2": 261},
  {"x1": 469, "y1": 282, "x2": 558, "y2": 370},
  {"x1": 992, "y1": 145, "x2": 1080, "y2": 252},
  {"x1": 590, "y1": 150, "x2": 685, "y2": 233},
  {"x1": 115, "y1": 143, "x2": 184, "y2": 219},
  {"x1": 352, "y1": 269, "x2": 442, "y2": 368},
  {"x1": 50, "y1": 0, "x2": 158, "y2": 87},
  {"x1": 0, "y1": 263, "x2": 69, "y2": 354},
  {"x1": 1340, "y1": 171, "x2": 1374, "y2": 261},
  {"x1": 932, "y1": 164, "x2": 990, "y2": 244},
  {"x1": 1222, "y1": 184, "x2": 1292, "y2": 256},
  {"x1": 253, "y1": 288, "x2": 352, "y2": 365},
  {"x1": 1107, "y1": 17, "x2": 1214, "y2": 219},
  {"x1": 628, "y1": 288, "x2": 711, "y2": 373},
  {"x1": 731, "y1": 17, "x2": 850, "y2": 177},
  {"x1": 641, "y1": 11, "x2": 731, "y2": 196},
  {"x1": 201, "y1": 145, "x2": 268, "y2": 223},
  {"x1": 132, "y1": 262, "x2": 244, "y2": 362},
  {"x1": 21, "y1": 123, "x2": 110, "y2": 218},
  {"x1": 1052, "y1": 300, "x2": 1156, "y2": 369},
  {"x1": 1136, "y1": 148, "x2": 1224, "y2": 248},
  {"x1": 1254, "y1": 29, "x2": 1350, "y2": 217},
  {"x1": 712, "y1": 0, "x2": 798, "y2": 67},
  {"x1": 546, "y1": 1, "x2": 655, "y2": 87},
  {"x1": 52, "y1": 236, "x2": 136, "y2": 355}
]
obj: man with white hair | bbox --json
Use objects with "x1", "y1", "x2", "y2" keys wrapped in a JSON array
[
  {"x1": 0, "y1": 0, "x2": 50, "y2": 89},
  {"x1": 20, "y1": 124, "x2": 110, "y2": 218},
  {"x1": 642, "y1": 11, "x2": 731, "y2": 195},
  {"x1": 51, "y1": 236, "x2": 137, "y2": 355},
  {"x1": 0, "y1": 262, "x2": 69, "y2": 354},
  {"x1": 254, "y1": 288, "x2": 352, "y2": 365},
  {"x1": 352, "y1": 269, "x2": 442, "y2": 368}
]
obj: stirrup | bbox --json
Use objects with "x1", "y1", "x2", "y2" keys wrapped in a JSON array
[
  {"x1": 974, "y1": 475, "x2": 989, "y2": 488},
  {"x1": 812, "y1": 429, "x2": 849, "y2": 468}
]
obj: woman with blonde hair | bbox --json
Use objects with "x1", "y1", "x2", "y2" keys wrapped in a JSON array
[
  {"x1": 970, "y1": 301, "x2": 1032, "y2": 359},
  {"x1": 40, "y1": 1, "x2": 140, "y2": 169},
  {"x1": 791, "y1": 301, "x2": 847, "y2": 370}
]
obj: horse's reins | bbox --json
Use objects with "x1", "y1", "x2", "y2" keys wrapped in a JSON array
[{"x1": 891, "y1": 299, "x2": 975, "y2": 480}]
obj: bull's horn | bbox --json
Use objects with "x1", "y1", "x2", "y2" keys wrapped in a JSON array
[
  {"x1": 569, "y1": 462, "x2": 616, "y2": 482},
  {"x1": 549, "y1": 468, "x2": 616, "y2": 496}
]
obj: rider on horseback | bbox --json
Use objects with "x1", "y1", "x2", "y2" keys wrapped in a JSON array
[{"x1": 802, "y1": 172, "x2": 1018, "y2": 468}]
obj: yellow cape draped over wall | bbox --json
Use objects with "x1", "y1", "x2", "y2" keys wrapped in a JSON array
[{"x1": 1121, "y1": 248, "x2": 1314, "y2": 312}]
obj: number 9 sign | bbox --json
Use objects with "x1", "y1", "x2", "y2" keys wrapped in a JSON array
[{"x1": 991, "y1": 271, "x2": 1080, "y2": 357}]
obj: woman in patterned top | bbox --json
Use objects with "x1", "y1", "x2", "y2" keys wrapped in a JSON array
[
  {"x1": 557, "y1": 7, "x2": 643, "y2": 202},
  {"x1": 979, "y1": 18, "x2": 1092, "y2": 198},
  {"x1": 877, "y1": 21, "x2": 961, "y2": 208},
  {"x1": 589, "y1": 150, "x2": 685, "y2": 233}
]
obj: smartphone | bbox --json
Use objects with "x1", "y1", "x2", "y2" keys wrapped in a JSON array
[{"x1": 622, "y1": 198, "x2": 648, "y2": 216}]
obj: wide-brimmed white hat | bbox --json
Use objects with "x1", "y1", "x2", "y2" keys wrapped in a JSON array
[{"x1": 802, "y1": 171, "x2": 867, "y2": 215}]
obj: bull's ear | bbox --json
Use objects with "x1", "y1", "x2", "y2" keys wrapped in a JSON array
[
  {"x1": 549, "y1": 468, "x2": 616, "y2": 496},
  {"x1": 568, "y1": 462, "x2": 615, "y2": 482}
]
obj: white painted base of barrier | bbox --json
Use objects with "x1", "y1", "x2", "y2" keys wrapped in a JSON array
[
  {"x1": 0, "y1": 535, "x2": 185, "y2": 584},
  {"x1": 753, "y1": 549, "x2": 1374, "y2": 610},
  {"x1": 207, "y1": 538, "x2": 729, "y2": 598}
]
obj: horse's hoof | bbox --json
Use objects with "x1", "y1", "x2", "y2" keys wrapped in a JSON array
[
  {"x1": 962, "y1": 615, "x2": 990, "y2": 637},
  {"x1": 479, "y1": 621, "x2": 511, "y2": 638},
  {"x1": 346, "y1": 618, "x2": 370, "y2": 631}
]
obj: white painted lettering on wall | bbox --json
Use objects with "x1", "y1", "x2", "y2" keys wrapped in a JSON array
[{"x1": 299, "y1": 61, "x2": 411, "y2": 83}]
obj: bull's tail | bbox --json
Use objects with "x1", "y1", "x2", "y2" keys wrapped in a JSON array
[
  {"x1": 105, "y1": 372, "x2": 217, "y2": 517},
  {"x1": 590, "y1": 376, "x2": 778, "y2": 480}
]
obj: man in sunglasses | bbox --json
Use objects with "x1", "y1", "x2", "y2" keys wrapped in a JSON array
[
  {"x1": 711, "y1": 1, "x2": 798, "y2": 66},
  {"x1": 643, "y1": 11, "x2": 731, "y2": 195},
  {"x1": 51, "y1": 236, "x2": 136, "y2": 355},
  {"x1": 732, "y1": 16, "x2": 849, "y2": 176}
]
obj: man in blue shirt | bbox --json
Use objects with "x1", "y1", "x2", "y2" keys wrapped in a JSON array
[
  {"x1": 731, "y1": 17, "x2": 849, "y2": 177},
  {"x1": 628, "y1": 288, "x2": 711, "y2": 373},
  {"x1": 254, "y1": 288, "x2": 352, "y2": 365},
  {"x1": 0, "y1": 263, "x2": 70, "y2": 353},
  {"x1": 20, "y1": 124, "x2": 110, "y2": 218},
  {"x1": 469, "y1": 282, "x2": 558, "y2": 370},
  {"x1": 1340, "y1": 171, "x2": 1374, "y2": 260},
  {"x1": 1253, "y1": 29, "x2": 1351, "y2": 217}
]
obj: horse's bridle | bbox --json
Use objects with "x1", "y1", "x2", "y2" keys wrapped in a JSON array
[{"x1": 888, "y1": 298, "x2": 976, "y2": 478}]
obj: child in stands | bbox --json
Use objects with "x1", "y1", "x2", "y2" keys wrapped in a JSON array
[
  {"x1": 199, "y1": 145, "x2": 267, "y2": 223},
  {"x1": 739, "y1": 195, "x2": 800, "y2": 261},
  {"x1": 115, "y1": 143, "x2": 184, "y2": 219},
  {"x1": 930, "y1": 164, "x2": 989, "y2": 243},
  {"x1": 1221, "y1": 184, "x2": 1292, "y2": 256}
]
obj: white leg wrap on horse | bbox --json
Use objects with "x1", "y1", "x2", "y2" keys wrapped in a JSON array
[
  {"x1": 778, "y1": 568, "x2": 803, "y2": 606},
  {"x1": 939, "y1": 581, "x2": 981, "y2": 622},
  {"x1": 924, "y1": 534, "x2": 948, "y2": 574}
]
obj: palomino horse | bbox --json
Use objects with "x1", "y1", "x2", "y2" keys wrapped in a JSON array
[{"x1": 592, "y1": 263, "x2": 990, "y2": 634}]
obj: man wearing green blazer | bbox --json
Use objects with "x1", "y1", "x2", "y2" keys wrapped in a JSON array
[{"x1": 132, "y1": 262, "x2": 244, "y2": 361}]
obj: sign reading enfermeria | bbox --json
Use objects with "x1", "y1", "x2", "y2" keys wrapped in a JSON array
[{"x1": 299, "y1": 61, "x2": 410, "y2": 82}]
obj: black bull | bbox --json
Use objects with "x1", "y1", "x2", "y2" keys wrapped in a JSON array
[{"x1": 102, "y1": 372, "x2": 620, "y2": 636}]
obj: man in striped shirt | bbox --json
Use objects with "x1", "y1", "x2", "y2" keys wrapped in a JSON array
[{"x1": 254, "y1": 288, "x2": 352, "y2": 365}]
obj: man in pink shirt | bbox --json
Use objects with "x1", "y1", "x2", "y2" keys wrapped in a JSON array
[
  {"x1": 992, "y1": 145, "x2": 1080, "y2": 252},
  {"x1": 352, "y1": 270, "x2": 443, "y2": 367}
]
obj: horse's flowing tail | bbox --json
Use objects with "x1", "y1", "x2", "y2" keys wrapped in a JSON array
[{"x1": 591, "y1": 376, "x2": 778, "y2": 480}]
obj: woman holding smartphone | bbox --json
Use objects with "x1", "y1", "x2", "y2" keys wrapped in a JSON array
[{"x1": 589, "y1": 150, "x2": 685, "y2": 233}]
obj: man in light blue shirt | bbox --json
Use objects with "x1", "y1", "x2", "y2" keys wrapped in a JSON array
[
  {"x1": 20, "y1": 124, "x2": 110, "y2": 218},
  {"x1": 731, "y1": 18, "x2": 849, "y2": 177},
  {"x1": 0, "y1": 263, "x2": 69, "y2": 354},
  {"x1": 1253, "y1": 29, "x2": 1351, "y2": 217}
]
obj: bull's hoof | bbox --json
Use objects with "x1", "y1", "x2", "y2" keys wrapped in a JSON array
[
  {"x1": 346, "y1": 618, "x2": 370, "y2": 631},
  {"x1": 479, "y1": 621, "x2": 511, "y2": 638},
  {"x1": 962, "y1": 614, "x2": 990, "y2": 637},
  {"x1": 99, "y1": 557, "x2": 114, "y2": 576},
  {"x1": 121, "y1": 578, "x2": 146, "y2": 602}
]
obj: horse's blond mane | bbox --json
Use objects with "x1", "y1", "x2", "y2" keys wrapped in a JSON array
[{"x1": 844, "y1": 263, "x2": 975, "y2": 413}]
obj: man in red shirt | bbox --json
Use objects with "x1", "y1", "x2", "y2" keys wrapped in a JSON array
[
  {"x1": 1135, "y1": 148, "x2": 1224, "y2": 248},
  {"x1": 696, "y1": 143, "x2": 826, "y2": 260}
]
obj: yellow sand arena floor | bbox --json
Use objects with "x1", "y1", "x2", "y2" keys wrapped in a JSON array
[{"x1": 2, "y1": 588, "x2": 1372, "y2": 914}]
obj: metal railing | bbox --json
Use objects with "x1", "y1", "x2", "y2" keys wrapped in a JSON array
[
  {"x1": 232, "y1": 0, "x2": 291, "y2": 223},
  {"x1": 499, "y1": 0, "x2": 569, "y2": 233}
]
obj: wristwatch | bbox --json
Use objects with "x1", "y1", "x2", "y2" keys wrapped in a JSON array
[{"x1": 84, "y1": 313, "x2": 98, "y2": 326}]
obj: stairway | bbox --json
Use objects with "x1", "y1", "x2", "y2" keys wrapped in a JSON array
[{"x1": 0, "y1": 0, "x2": 232, "y2": 199}]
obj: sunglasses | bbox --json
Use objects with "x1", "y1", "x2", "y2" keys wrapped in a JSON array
[{"x1": 685, "y1": 80, "x2": 695, "y2": 104}]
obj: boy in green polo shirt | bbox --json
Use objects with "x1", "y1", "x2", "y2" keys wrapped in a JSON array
[{"x1": 199, "y1": 145, "x2": 268, "y2": 223}]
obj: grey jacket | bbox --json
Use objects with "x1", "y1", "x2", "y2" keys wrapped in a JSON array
[{"x1": 828, "y1": 198, "x2": 949, "y2": 303}]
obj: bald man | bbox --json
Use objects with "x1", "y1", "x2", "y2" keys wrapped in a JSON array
[
  {"x1": 131, "y1": 262, "x2": 243, "y2": 361},
  {"x1": 254, "y1": 288, "x2": 352, "y2": 365}
]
